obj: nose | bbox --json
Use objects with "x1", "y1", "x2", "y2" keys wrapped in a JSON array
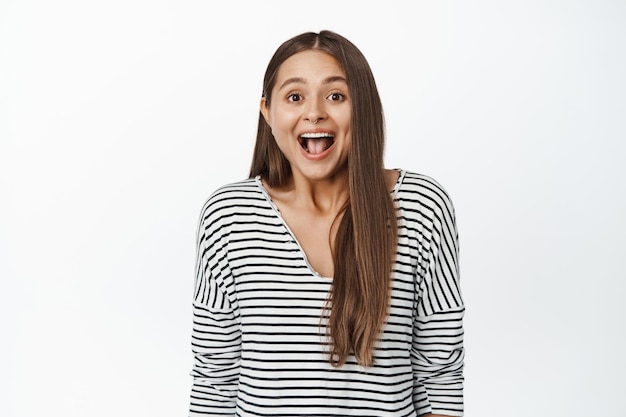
[{"x1": 305, "y1": 98, "x2": 326, "y2": 124}]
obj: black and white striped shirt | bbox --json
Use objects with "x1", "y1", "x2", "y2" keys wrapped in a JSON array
[{"x1": 190, "y1": 170, "x2": 464, "y2": 416}]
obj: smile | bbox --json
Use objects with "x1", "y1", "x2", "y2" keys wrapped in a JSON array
[{"x1": 298, "y1": 132, "x2": 335, "y2": 155}]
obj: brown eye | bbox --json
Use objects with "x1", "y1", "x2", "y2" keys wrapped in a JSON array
[
  {"x1": 328, "y1": 92, "x2": 345, "y2": 101},
  {"x1": 287, "y1": 93, "x2": 302, "y2": 102}
]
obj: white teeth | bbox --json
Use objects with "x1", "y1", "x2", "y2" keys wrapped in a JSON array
[{"x1": 300, "y1": 132, "x2": 334, "y2": 139}]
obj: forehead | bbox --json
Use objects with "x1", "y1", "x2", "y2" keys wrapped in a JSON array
[{"x1": 275, "y1": 50, "x2": 346, "y2": 85}]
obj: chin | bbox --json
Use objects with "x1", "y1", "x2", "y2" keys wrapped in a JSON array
[{"x1": 298, "y1": 164, "x2": 348, "y2": 182}]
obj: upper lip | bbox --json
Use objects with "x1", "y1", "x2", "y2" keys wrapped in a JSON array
[{"x1": 298, "y1": 128, "x2": 335, "y2": 137}]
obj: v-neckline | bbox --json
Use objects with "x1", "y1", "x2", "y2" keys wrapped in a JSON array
[
  {"x1": 254, "y1": 171, "x2": 405, "y2": 280},
  {"x1": 255, "y1": 176, "x2": 331, "y2": 279}
]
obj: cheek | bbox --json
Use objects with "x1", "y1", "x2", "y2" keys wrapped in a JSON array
[
  {"x1": 269, "y1": 111, "x2": 289, "y2": 135},
  {"x1": 338, "y1": 109, "x2": 352, "y2": 132}
]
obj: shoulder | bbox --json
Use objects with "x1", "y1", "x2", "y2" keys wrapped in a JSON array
[
  {"x1": 395, "y1": 170, "x2": 456, "y2": 220},
  {"x1": 198, "y1": 177, "x2": 267, "y2": 228}
]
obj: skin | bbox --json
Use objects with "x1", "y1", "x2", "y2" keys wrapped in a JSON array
[{"x1": 260, "y1": 50, "x2": 398, "y2": 278}]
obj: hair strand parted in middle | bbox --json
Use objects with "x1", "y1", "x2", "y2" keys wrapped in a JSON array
[{"x1": 249, "y1": 30, "x2": 397, "y2": 367}]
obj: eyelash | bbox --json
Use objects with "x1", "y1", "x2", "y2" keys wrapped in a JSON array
[
  {"x1": 286, "y1": 92, "x2": 346, "y2": 103},
  {"x1": 328, "y1": 92, "x2": 345, "y2": 101},
  {"x1": 287, "y1": 93, "x2": 303, "y2": 102}
]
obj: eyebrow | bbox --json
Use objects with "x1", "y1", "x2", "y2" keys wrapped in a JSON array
[{"x1": 277, "y1": 75, "x2": 347, "y2": 91}]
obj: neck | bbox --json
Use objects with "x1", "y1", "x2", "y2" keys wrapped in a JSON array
[{"x1": 281, "y1": 170, "x2": 349, "y2": 215}]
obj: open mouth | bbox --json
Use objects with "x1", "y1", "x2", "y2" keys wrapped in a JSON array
[{"x1": 298, "y1": 132, "x2": 335, "y2": 155}]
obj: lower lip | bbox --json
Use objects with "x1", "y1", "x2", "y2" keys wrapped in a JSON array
[{"x1": 300, "y1": 142, "x2": 335, "y2": 161}]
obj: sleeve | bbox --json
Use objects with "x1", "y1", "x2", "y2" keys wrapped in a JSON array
[
  {"x1": 411, "y1": 188, "x2": 465, "y2": 417},
  {"x1": 189, "y1": 206, "x2": 241, "y2": 416}
]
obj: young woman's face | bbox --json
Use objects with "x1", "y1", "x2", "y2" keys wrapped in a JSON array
[{"x1": 261, "y1": 50, "x2": 352, "y2": 183}]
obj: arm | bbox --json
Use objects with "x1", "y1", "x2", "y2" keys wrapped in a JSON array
[
  {"x1": 412, "y1": 186, "x2": 465, "y2": 417},
  {"x1": 423, "y1": 415, "x2": 458, "y2": 417},
  {"x1": 189, "y1": 283, "x2": 241, "y2": 415},
  {"x1": 189, "y1": 206, "x2": 241, "y2": 416}
]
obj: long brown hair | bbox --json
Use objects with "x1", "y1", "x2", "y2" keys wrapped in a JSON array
[{"x1": 249, "y1": 31, "x2": 397, "y2": 367}]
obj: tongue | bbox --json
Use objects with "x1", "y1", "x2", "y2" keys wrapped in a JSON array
[{"x1": 307, "y1": 138, "x2": 333, "y2": 154}]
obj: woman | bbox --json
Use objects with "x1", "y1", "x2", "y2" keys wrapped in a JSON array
[{"x1": 190, "y1": 30, "x2": 464, "y2": 417}]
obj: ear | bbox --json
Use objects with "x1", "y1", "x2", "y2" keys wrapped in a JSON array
[{"x1": 260, "y1": 97, "x2": 270, "y2": 126}]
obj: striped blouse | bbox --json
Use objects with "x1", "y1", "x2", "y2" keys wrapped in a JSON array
[{"x1": 190, "y1": 170, "x2": 464, "y2": 416}]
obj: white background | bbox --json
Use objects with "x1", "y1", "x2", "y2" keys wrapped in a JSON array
[{"x1": 1, "y1": 1, "x2": 625, "y2": 416}]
